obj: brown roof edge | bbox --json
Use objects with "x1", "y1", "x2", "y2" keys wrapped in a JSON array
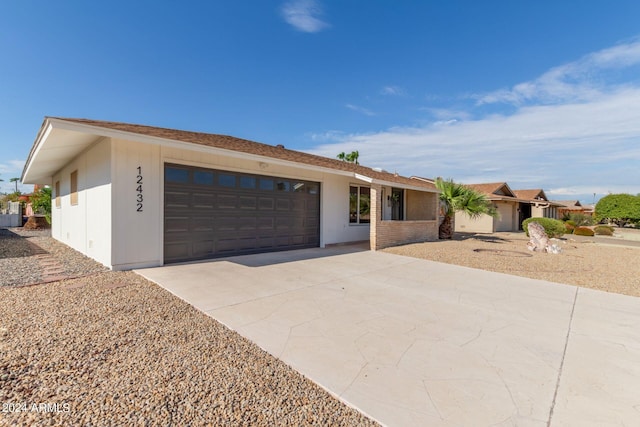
[{"x1": 47, "y1": 117, "x2": 437, "y2": 191}]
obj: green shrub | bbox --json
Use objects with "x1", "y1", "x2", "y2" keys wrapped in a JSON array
[
  {"x1": 565, "y1": 220, "x2": 576, "y2": 227},
  {"x1": 574, "y1": 226, "x2": 595, "y2": 236},
  {"x1": 568, "y1": 213, "x2": 594, "y2": 226},
  {"x1": 522, "y1": 217, "x2": 566, "y2": 238},
  {"x1": 564, "y1": 222, "x2": 576, "y2": 234},
  {"x1": 594, "y1": 225, "x2": 614, "y2": 236}
]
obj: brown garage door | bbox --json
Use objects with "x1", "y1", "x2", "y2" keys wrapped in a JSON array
[{"x1": 164, "y1": 164, "x2": 320, "y2": 263}]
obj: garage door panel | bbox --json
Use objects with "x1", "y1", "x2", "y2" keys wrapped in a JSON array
[
  {"x1": 217, "y1": 194, "x2": 237, "y2": 209},
  {"x1": 259, "y1": 198, "x2": 274, "y2": 210},
  {"x1": 164, "y1": 164, "x2": 320, "y2": 263},
  {"x1": 165, "y1": 217, "x2": 189, "y2": 233},
  {"x1": 239, "y1": 196, "x2": 257, "y2": 209}
]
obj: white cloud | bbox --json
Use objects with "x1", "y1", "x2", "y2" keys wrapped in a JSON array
[
  {"x1": 476, "y1": 38, "x2": 640, "y2": 106},
  {"x1": 281, "y1": 0, "x2": 329, "y2": 33},
  {"x1": 345, "y1": 103, "x2": 376, "y2": 116},
  {"x1": 381, "y1": 85, "x2": 405, "y2": 96},
  {"x1": 0, "y1": 159, "x2": 25, "y2": 175},
  {"x1": 309, "y1": 86, "x2": 640, "y2": 202}
]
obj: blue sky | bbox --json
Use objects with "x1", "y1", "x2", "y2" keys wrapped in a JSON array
[{"x1": 1, "y1": 1, "x2": 640, "y2": 204}]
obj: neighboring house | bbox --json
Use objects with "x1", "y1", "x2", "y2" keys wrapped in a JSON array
[
  {"x1": 551, "y1": 200, "x2": 591, "y2": 218},
  {"x1": 455, "y1": 182, "x2": 522, "y2": 233},
  {"x1": 512, "y1": 189, "x2": 560, "y2": 221},
  {"x1": 21, "y1": 118, "x2": 439, "y2": 270}
]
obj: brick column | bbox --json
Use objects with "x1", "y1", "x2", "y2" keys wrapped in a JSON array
[{"x1": 369, "y1": 183, "x2": 382, "y2": 250}]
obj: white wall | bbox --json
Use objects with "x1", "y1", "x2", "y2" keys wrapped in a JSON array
[
  {"x1": 51, "y1": 139, "x2": 112, "y2": 267},
  {"x1": 111, "y1": 139, "x2": 162, "y2": 270}
]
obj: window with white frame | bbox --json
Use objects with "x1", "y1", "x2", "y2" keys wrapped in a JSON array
[{"x1": 349, "y1": 185, "x2": 370, "y2": 224}]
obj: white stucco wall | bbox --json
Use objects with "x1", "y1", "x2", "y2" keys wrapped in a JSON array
[
  {"x1": 51, "y1": 138, "x2": 112, "y2": 267},
  {"x1": 455, "y1": 211, "x2": 494, "y2": 233},
  {"x1": 110, "y1": 139, "x2": 162, "y2": 270}
]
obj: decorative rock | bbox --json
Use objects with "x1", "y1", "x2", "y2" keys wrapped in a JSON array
[{"x1": 527, "y1": 222, "x2": 561, "y2": 254}]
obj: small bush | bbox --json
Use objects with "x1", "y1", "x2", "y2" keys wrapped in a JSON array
[
  {"x1": 564, "y1": 222, "x2": 576, "y2": 234},
  {"x1": 574, "y1": 226, "x2": 595, "y2": 236},
  {"x1": 568, "y1": 213, "x2": 594, "y2": 226},
  {"x1": 594, "y1": 225, "x2": 614, "y2": 236},
  {"x1": 565, "y1": 220, "x2": 576, "y2": 227},
  {"x1": 522, "y1": 217, "x2": 566, "y2": 238}
]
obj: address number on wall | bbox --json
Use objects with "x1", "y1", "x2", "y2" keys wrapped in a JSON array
[{"x1": 136, "y1": 166, "x2": 143, "y2": 212}]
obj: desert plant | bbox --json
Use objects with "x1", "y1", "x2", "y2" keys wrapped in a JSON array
[
  {"x1": 435, "y1": 178, "x2": 497, "y2": 239},
  {"x1": 522, "y1": 217, "x2": 566, "y2": 238},
  {"x1": 568, "y1": 213, "x2": 594, "y2": 226},
  {"x1": 574, "y1": 226, "x2": 595, "y2": 236},
  {"x1": 594, "y1": 225, "x2": 614, "y2": 236},
  {"x1": 564, "y1": 222, "x2": 576, "y2": 234}
]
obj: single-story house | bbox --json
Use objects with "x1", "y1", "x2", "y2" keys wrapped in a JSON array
[
  {"x1": 21, "y1": 117, "x2": 439, "y2": 270},
  {"x1": 455, "y1": 182, "x2": 523, "y2": 233},
  {"x1": 552, "y1": 200, "x2": 593, "y2": 218}
]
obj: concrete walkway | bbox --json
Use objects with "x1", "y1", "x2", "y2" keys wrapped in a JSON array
[{"x1": 137, "y1": 247, "x2": 640, "y2": 427}]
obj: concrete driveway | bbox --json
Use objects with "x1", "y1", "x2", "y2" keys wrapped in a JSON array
[{"x1": 137, "y1": 246, "x2": 640, "y2": 426}]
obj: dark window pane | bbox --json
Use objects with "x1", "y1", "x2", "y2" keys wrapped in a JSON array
[
  {"x1": 240, "y1": 176, "x2": 256, "y2": 189},
  {"x1": 349, "y1": 186, "x2": 358, "y2": 223},
  {"x1": 293, "y1": 182, "x2": 305, "y2": 192},
  {"x1": 260, "y1": 179, "x2": 274, "y2": 190},
  {"x1": 308, "y1": 184, "x2": 319, "y2": 195},
  {"x1": 276, "y1": 181, "x2": 290, "y2": 191},
  {"x1": 219, "y1": 174, "x2": 236, "y2": 187},
  {"x1": 194, "y1": 171, "x2": 214, "y2": 185},
  {"x1": 359, "y1": 187, "x2": 371, "y2": 223},
  {"x1": 166, "y1": 168, "x2": 189, "y2": 183}
]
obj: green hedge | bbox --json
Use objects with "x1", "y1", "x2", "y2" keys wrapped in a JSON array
[
  {"x1": 522, "y1": 217, "x2": 566, "y2": 238},
  {"x1": 574, "y1": 226, "x2": 595, "y2": 236}
]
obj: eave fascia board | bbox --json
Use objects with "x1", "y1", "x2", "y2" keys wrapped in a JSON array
[
  {"x1": 21, "y1": 120, "x2": 54, "y2": 183},
  {"x1": 47, "y1": 118, "x2": 359, "y2": 179}
]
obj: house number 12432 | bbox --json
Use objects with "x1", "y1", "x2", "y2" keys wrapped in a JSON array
[{"x1": 136, "y1": 166, "x2": 143, "y2": 212}]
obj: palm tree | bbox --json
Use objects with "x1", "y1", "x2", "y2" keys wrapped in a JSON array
[
  {"x1": 337, "y1": 151, "x2": 359, "y2": 164},
  {"x1": 436, "y1": 178, "x2": 497, "y2": 239},
  {"x1": 9, "y1": 177, "x2": 19, "y2": 192},
  {"x1": 346, "y1": 150, "x2": 359, "y2": 165}
]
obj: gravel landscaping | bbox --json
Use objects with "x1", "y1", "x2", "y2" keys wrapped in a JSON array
[
  {"x1": 383, "y1": 230, "x2": 640, "y2": 297},
  {"x1": 0, "y1": 229, "x2": 379, "y2": 426},
  {"x1": 2, "y1": 226, "x2": 638, "y2": 426}
]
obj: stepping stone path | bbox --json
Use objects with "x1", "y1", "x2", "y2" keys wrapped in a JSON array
[{"x1": 25, "y1": 241, "x2": 70, "y2": 284}]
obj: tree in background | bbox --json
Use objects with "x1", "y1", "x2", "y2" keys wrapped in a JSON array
[
  {"x1": 30, "y1": 186, "x2": 52, "y2": 224},
  {"x1": 436, "y1": 178, "x2": 497, "y2": 239},
  {"x1": 9, "y1": 177, "x2": 19, "y2": 192},
  {"x1": 337, "y1": 151, "x2": 359, "y2": 164},
  {"x1": 595, "y1": 194, "x2": 640, "y2": 227}
]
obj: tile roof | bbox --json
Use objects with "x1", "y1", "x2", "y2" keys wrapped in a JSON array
[
  {"x1": 51, "y1": 118, "x2": 436, "y2": 191},
  {"x1": 552, "y1": 200, "x2": 583, "y2": 207},
  {"x1": 465, "y1": 182, "x2": 517, "y2": 199},
  {"x1": 513, "y1": 189, "x2": 547, "y2": 201}
]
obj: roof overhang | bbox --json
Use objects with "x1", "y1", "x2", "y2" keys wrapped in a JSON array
[
  {"x1": 22, "y1": 118, "x2": 107, "y2": 184},
  {"x1": 22, "y1": 118, "x2": 439, "y2": 194}
]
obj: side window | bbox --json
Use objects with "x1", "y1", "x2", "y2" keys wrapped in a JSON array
[
  {"x1": 55, "y1": 181, "x2": 61, "y2": 208},
  {"x1": 70, "y1": 171, "x2": 78, "y2": 206}
]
